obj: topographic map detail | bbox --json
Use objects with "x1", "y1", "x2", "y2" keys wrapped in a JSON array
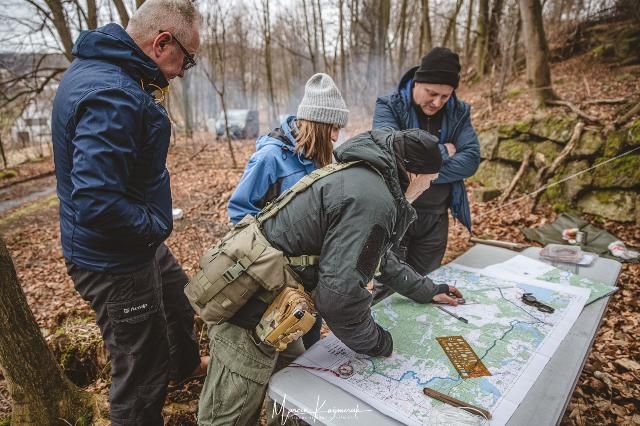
[
  {"x1": 482, "y1": 255, "x2": 617, "y2": 305},
  {"x1": 296, "y1": 264, "x2": 589, "y2": 425}
]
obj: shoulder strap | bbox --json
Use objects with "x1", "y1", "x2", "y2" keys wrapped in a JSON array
[{"x1": 256, "y1": 160, "x2": 362, "y2": 226}]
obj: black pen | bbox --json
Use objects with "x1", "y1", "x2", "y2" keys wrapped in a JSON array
[{"x1": 435, "y1": 305, "x2": 469, "y2": 324}]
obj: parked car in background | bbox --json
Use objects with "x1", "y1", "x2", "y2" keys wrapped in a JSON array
[{"x1": 215, "y1": 109, "x2": 259, "y2": 139}]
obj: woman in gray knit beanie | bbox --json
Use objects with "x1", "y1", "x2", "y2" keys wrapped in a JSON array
[{"x1": 227, "y1": 73, "x2": 347, "y2": 350}]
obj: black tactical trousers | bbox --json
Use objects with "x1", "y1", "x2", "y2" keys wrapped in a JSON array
[
  {"x1": 373, "y1": 212, "x2": 449, "y2": 304},
  {"x1": 67, "y1": 244, "x2": 199, "y2": 426}
]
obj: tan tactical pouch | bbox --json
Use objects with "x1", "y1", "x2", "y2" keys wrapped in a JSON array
[
  {"x1": 184, "y1": 215, "x2": 302, "y2": 324},
  {"x1": 256, "y1": 286, "x2": 317, "y2": 351},
  {"x1": 184, "y1": 161, "x2": 361, "y2": 327}
]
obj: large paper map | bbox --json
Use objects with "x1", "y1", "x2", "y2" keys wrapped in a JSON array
[
  {"x1": 295, "y1": 264, "x2": 589, "y2": 425},
  {"x1": 482, "y1": 255, "x2": 617, "y2": 305}
]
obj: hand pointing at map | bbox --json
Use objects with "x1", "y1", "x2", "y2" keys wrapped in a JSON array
[{"x1": 432, "y1": 285, "x2": 463, "y2": 305}]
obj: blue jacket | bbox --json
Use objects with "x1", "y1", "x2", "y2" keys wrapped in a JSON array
[
  {"x1": 372, "y1": 66, "x2": 480, "y2": 230},
  {"x1": 228, "y1": 116, "x2": 316, "y2": 223},
  {"x1": 52, "y1": 24, "x2": 173, "y2": 272}
]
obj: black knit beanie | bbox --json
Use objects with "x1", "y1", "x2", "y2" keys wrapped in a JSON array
[
  {"x1": 414, "y1": 47, "x2": 461, "y2": 89},
  {"x1": 393, "y1": 129, "x2": 442, "y2": 175}
]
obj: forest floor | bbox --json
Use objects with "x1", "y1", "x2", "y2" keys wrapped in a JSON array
[{"x1": 0, "y1": 49, "x2": 639, "y2": 424}]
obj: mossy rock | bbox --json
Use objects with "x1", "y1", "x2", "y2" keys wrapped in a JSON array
[
  {"x1": 614, "y1": 27, "x2": 640, "y2": 62},
  {"x1": 574, "y1": 129, "x2": 605, "y2": 157},
  {"x1": 592, "y1": 154, "x2": 640, "y2": 188},
  {"x1": 532, "y1": 140, "x2": 562, "y2": 164},
  {"x1": 469, "y1": 161, "x2": 517, "y2": 190},
  {"x1": 0, "y1": 169, "x2": 17, "y2": 179},
  {"x1": 628, "y1": 119, "x2": 640, "y2": 147},
  {"x1": 529, "y1": 114, "x2": 574, "y2": 143},
  {"x1": 499, "y1": 117, "x2": 535, "y2": 138},
  {"x1": 471, "y1": 187, "x2": 502, "y2": 202},
  {"x1": 478, "y1": 129, "x2": 500, "y2": 160},
  {"x1": 604, "y1": 129, "x2": 627, "y2": 156},
  {"x1": 505, "y1": 88, "x2": 523, "y2": 100},
  {"x1": 518, "y1": 168, "x2": 538, "y2": 192},
  {"x1": 559, "y1": 160, "x2": 592, "y2": 200},
  {"x1": 577, "y1": 190, "x2": 638, "y2": 222},
  {"x1": 496, "y1": 139, "x2": 531, "y2": 162}
]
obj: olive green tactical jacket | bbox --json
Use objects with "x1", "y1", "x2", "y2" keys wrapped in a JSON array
[{"x1": 261, "y1": 128, "x2": 445, "y2": 356}]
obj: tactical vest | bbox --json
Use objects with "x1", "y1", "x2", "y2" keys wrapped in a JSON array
[{"x1": 184, "y1": 161, "x2": 361, "y2": 325}]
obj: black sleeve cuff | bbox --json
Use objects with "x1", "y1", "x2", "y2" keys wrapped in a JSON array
[
  {"x1": 437, "y1": 283, "x2": 450, "y2": 295},
  {"x1": 366, "y1": 325, "x2": 393, "y2": 357}
]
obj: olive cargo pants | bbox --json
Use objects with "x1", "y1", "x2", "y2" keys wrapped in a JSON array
[{"x1": 198, "y1": 321, "x2": 306, "y2": 425}]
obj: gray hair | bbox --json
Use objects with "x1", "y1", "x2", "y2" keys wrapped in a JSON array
[{"x1": 127, "y1": 0, "x2": 200, "y2": 45}]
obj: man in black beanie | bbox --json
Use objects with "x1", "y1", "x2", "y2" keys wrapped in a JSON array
[{"x1": 372, "y1": 47, "x2": 480, "y2": 302}]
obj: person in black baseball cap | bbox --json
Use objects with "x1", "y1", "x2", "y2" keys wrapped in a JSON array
[{"x1": 371, "y1": 47, "x2": 481, "y2": 304}]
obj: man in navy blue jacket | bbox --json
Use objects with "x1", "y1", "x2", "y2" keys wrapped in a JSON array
[
  {"x1": 372, "y1": 47, "x2": 480, "y2": 302},
  {"x1": 51, "y1": 1, "x2": 202, "y2": 423}
]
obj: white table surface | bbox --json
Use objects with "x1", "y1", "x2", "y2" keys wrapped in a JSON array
[{"x1": 267, "y1": 244, "x2": 621, "y2": 425}]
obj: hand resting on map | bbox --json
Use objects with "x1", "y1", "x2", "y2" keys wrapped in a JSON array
[{"x1": 432, "y1": 285, "x2": 463, "y2": 306}]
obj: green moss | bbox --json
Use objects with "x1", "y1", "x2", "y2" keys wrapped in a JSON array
[
  {"x1": 496, "y1": 139, "x2": 531, "y2": 162},
  {"x1": 0, "y1": 169, "x2": 17, "y2": 179},
  {"x1": 559, "y1": 160, "x2": 591, "y2": 200},
  {"x1": 574, "y1": 129, "x2": 605, "y2": 157},
  {"x1": 604, "y1": 130, "x2": 626, "y2": 156},
  {"x1": 478, "y1": 130, "x2": 500, "y2": 159},
  {"x1": 628, "y1": 119, "x2": 640, "y2": 147},
  {"x1": 535, "y1": 140, "x2": 562, "y2": 163},
  {"x1": 593, "y1": 155, "x2": 640, "y2": 188},
  {"x1": 590, "y1": 43, "x2": 615, "y2": 59},
  {"x1": 505, "y1": 88, "x2": 523, "y2": 99},
  {"x1": 513, "y1": 118, "x2": 533, "y2": 134},
  {"x1": 577, "y1": 190, "x2": 638, "y2": 222},
  {"x1": 469, "y1": 161, "x2": 517, "y2": 189},
  {"x1": 530, "y1": 114, "x2": 574, "y2": 143}
]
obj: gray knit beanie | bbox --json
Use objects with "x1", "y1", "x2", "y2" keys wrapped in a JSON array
[{"x1": 297, "y1": 73, "x2": 349, "y2": 128}]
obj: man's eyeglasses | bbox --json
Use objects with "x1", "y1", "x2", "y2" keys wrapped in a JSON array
[{"x1": 159, "y1": 30, "x2": 196, "y2": 71}]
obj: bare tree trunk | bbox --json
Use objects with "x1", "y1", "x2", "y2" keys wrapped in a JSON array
[
  {"x1": 86, "y1": 0, "x2": 98, "y2": 29},
  {"x1": 419, "y1": 0, "x2": 433, "y2": 54},
  {"x1": 302, "y1": 0, "x2": 317, "y2": 71},
  {"x1": 181, "y1": 76, "x2": 193, "y2": 139},
  {"x1": 0, "y1": 237, "x2": 98, "y2": 425},
  {"x1": 0, "y1": 133, "x2": 7, "y2": 169},
  {"x1": 316, "y1": 0, "x2": 330, "y2": 72},
  {"x1": 397, "y1": 0, "x2": 409, "y2": 76},
  {"x1": 518, "y1": 0, "x2": 556, "y2": 108},
  {"x1": 262, "y1": 0, "x2": 279, "y2": 125},
  {"x1": 377, "y1": 0, "x2": 391, "y2": 88},
  {"x1": 43, "y1": 0, "x2": 74, "y2": 61},
  {"x1": 112, "y1": 0, "x2": 130, "y2": 28},
  {"x1": 204, "y1": 3, "x2": 237, "y2": 167},
  {"x1": 464, "y1": 0, "x2": 475, "y2": 64},
  {"x1": 475, "y1": 0, "x2": 490, "y2": 75},
  {"x1": 442, "y1": 0, "x2": 464, "y2": 48},
  {"x1": 338, "y1": 0, "x2": 348, "y2": 96},
  {"x1": 487, "y1": 0, "x2": 505, "y2": 74}
]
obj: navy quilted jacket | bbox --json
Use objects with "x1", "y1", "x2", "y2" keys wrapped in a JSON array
[
  {"x1": 52, "y1": 24, "x2": 173, "y2": 272},
  {"x1": 372, "y1": 66, "x2": 480, "y2": 230}
]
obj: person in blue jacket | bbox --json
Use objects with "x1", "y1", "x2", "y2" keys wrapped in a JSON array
[
  {"x1": 51, "y1": 1, "x2": 206, "y2": 424},
  {"x1": 227, "y1": 73, "x2": 348, "y2": 349},
  {"x1": 372, "y1": 47, "x2": 481, "y2": 302}
]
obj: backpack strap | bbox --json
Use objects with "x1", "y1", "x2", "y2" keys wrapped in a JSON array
[
  {"x1": 255, "y1": 160, "x2": 362, "y2": 268},
  {"x1": 256, "y1": 160, "x2": 362, "y2": 226}
]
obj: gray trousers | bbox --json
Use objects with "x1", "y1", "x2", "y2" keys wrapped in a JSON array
[
  {"x1": 68, "y1": 244, "x2": 200, "y2": 426},
  {"x1": 372, "y1": 212, "x2": 449, "y2": 304},
  {"x1": 198, "y1": 322, "x2": 306, "y2": 426}
]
